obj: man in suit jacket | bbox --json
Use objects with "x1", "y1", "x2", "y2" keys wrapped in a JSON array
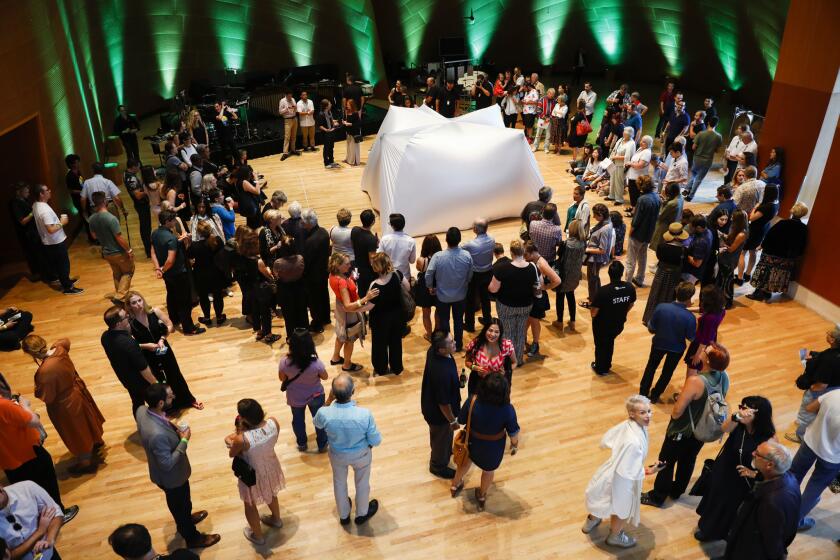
[
  {"x1": 301, "y1": 208, "x2": 332, "y2": 333},
  {"x1": 135, "y1": 384, "x2": 220, "y2": 549}
]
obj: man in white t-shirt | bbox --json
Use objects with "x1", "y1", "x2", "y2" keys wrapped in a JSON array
[
  {"x1": 31, "y1": 184, "x2": 84, "y2": 295},
  {"x1": 723, "y1": 124, "x2": 749, "y2": 183},
  {"x1": 736, "y1": 130, "x2": 758, "y2": 169},
  {"x1": 80, "y1": 162, "x2": 126, "y2": 219},
  {"x1": 789, "y1": 389, "x2": 840, "y2": 532},
  {"x1": 521, "y1": 83, "x2": 540, "y2": 142},
  {"x1": 577, "y1": 82, "x2": 597, "y2": 121},
  {"x1": 278, "y1": 92, "x2": 299, "y2": 160},
  {"x1": 378, "y1": 213, "x2": 416, "y2": 279},
  {"x1": 296, "y1": 91, "x2": 317, "y2": 153}
]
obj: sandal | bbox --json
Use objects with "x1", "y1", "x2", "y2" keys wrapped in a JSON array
[
  {"x1": 330, "y1": 357, "x2": 344, "y2": 365},
  {"x1": 578, "y1": 300, "x2": 591, "y2": 309},
  {"x1": 263, "y1": 334, "x2": 281, "y2": 344},
  {"x1": 191, "y1": 401, "x2": 205, "y2": 410},
  {"x1": 342, "y1": 363, "x2": 363, "y2": 372},
  {"x1": 475, "y1": 488, "x2": 486, "y2": 511},
  {"x1": 450, "y1": 481, "x2": 464, "y2": 498},
  {"x1": 255, "y1": 332, "x2": 265, "y2": 341}
]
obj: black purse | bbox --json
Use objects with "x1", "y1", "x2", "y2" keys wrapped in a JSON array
[
  {"x1": 688, "y1": 458, "x2": 715, "y2": 496},
  {"x1": 232, "y1": 455, "x2": 256, "y2": 487}
]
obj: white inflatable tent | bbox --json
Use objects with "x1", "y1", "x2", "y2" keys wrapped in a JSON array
[{"x1": 361, "y1": 105, "x2": 544, "y2": 236}]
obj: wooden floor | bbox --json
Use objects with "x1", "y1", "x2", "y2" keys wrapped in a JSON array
[{"x1": 1, "y1": 127, "x2": 838, "y2": 559}]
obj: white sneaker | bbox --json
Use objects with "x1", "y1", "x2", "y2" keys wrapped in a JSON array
[
  {"x1": 606, "y1": 530, "x2": 636, "y2": 548},
  {"x1": 581, "y1": 515, "x2": 601, "y2": 534}
]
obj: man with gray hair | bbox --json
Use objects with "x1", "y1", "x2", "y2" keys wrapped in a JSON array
[
  {"x1": 733, "y1": 166, "x2": 762, "y2": 214},
  {"x1": 461, "y1": 217, "x2": 495, "y2": 331},
  {"x1": 301, "y1": 208, "x2": 331, "y2": 333},
  {"x1": 314, "y1": 374, "x2": 382, "y2": 525},
  {"x1": 723, "y1": 440, "x2": 800, "y2": 558}
]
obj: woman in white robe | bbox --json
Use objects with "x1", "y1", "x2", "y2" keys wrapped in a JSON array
[{"x1": 582, "y1": 395, "x2": 665, "y2": 548}]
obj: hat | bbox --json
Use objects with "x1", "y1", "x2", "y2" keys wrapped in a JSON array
[{"x1": 663, "y1": 222, "x2": 689, "y2": 242}]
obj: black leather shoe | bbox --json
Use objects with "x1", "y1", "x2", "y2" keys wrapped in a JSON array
[
  {"x1": 430, "y1": 466, "x2": 456, "y2": 479},
  {"x1": 354, "y1": 499, "x2": 379, "y2": 525},
  {"x1": 640, "y1": 492, "x2": 663, "y2": 508},
  {"x1": 340, "y1": 497, "x2": 352, "y2": 525}
]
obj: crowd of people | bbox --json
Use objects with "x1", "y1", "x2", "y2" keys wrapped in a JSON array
[{"x1": 1, "y1": 70, "x2": 836, "y2": 560}]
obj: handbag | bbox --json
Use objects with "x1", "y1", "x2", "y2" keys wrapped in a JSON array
[
  {"x1": 280, "y1": 371, "x2": 302, "y2": 392},
  {"x1": 345, "y1": 311, "x2": 366, "y2": 343},
  {"x1": 232, "y1": 455, "x2": 257, "y2": 487},
  {"x1": 453, "y1": 395, "x2": 477, "y2": 467},
  {"x1": 688, "y1": 458, "x2": 716, "y2": 496},
  {"x1": 396, "y1": 271, "x2": 416, "y2": 322},
  {"x1": 576, "y1": 117, "x2": 593, "y2": 136}
]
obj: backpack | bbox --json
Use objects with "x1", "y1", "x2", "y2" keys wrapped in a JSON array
[{"x1": 688, "y1": 372, "x2": 729, "y2": 442}]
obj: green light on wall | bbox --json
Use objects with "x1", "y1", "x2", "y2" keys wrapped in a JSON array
[
  {"x1": 148, "y1": 0, "x2": 184, "y2": 98},
  {"x1": 57, "y1": 0, "x2": 100, "y2": 160},
  {"x1": 213, "y1": 0, "x2": 252, "y2": 71},
  {"x1": 703, "y1": 2, "x2": 740, "y2": 89},
  {"x1": 276, "y1": 1, "x2": 316, "y2": 67},
  {"x1": 532, "y1": 0, "x2": 570, "y2": 66},
  {"x1": 100, "y1": 0, "x2": 126, "y2": 104},
  {"x1": 464, "y1": 0, "x2": 506, "y2": 63},
  {"x1": 338, "y1": 0, "x2": 383, "y2": 84},
  {"x1": 75, "y1": 8, "x2": 106, "y2": 143},
  {"x1": 748, "y1": 1, "x2": 787, "y2": 79},
  {"x1": 396, "y1": 0, "x2": 435, "y2": 67},
  {"x1": 643, "y1": 1, "x2": 682, "y2": 75},
  {"x1": 584, "y1": 1, "x2": 623, "y2": 65}
]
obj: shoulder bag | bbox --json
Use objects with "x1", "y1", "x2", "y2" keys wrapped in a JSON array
[
  {"x1": 396, "y1": 271, "x2": 416, "y2": 322},
  {"x1": 452, "y1": 395, "x2": 477, "y2": 467},
  {"x1": 232, "y1": 452, "x2": 257, "y2": 487}
]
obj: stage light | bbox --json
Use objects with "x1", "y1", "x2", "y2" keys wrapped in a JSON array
[
  {"x1": 275, "y1": 0, "x2": 316, "y2": 67},
  {"x1": 57, "y1": 0, "x2": 101, "y2": 160},
  {"x1": 148, "y1": 0, "x2": 184, "y2": 99},
  {"x1": 212, "y1": 0, "x2": 252, "y2": 72},
  {"x1": 99, "y1": 0, "x2": 126, "y2": 104},
  {"x1": 463, "y1": 0, "x2": 505, "y2": 63},
  {"x1": 583, "y1": 1, "x2": 623, "y2": 65},
  {"x1": 533, "y1": 0, "x2": 571, "y2": 66},
  {"x1": 396, "y1": 0, "x2": 435, "y2": 67},
  {"x1": 643, "y1": 1, "x2": 682, "y2": 76},
  {"x1": 748, "y1": 1, "x2": 787, "y2": 79},
  {"x1": 703, "y1": 3, "x2": 741, "y2": 89},
  {"x1": 338, "y1": 0, "x2": 383, "y2": 84}
]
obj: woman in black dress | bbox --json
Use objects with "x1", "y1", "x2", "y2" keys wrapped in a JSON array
[
  {"x1": 272, "y1": 235, "x2": 309, "y2": 335},
  {"x1": 235, "y1": 227, "x2": 278, "y2": 343},
  {"x1": 742, "y1": 185, "x2": 779, "y2": 284},
  {"x1": 368, "y1": 253, "x2": 408, "y2": 376},
  {"x1": 450, "y1": 373, "x2": 520, "y2": 511},
  {"x1": 124, "y1": 290, "x2": 202, "y2": 411},
  {"x1": 235, "y1": 164, "x2": 262, "y2": 229},
  {"x1": 187, "y1": 220, "x2": 226, "y2": 326},
  {"x1": 694, "y1": 395, "x2": 776, "y2": 542},
  {"x1": 414, "y1": 235, "x2": 442, "y2": 340},
  {"x1": 568, "y1": 100, "x2": 589, "y2": 162}
]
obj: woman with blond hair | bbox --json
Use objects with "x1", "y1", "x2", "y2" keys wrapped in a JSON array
[
  {"x1": 22, "y1": 335, "x2": 105, "y2": 474},
  {"x1": 329, "y1": 208, "x2": 355, "y2": 266},
  {"x1": 489, "y1": 239, "x2": 539, "y2": 366},
  {"x1": 368, "y1": 252, "x2": 410, "y2": 375},
  {"x1": 328, "y1": 252, "x2": 379, "y2": 372},
  {"x1": 583, "y1": 394, "x2": 665, "y2": 548},
  {"x1": 188, "y1": 219, "x2": 227, "y2": 326},
  {"x1": 186, "y1": 108, "x2": 208, "y2": 146},
  {"x1": 124, "y1": 290, "x2": 203, "y2": 410}
]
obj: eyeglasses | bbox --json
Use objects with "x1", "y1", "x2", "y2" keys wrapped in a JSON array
[
  {"x1": 5, "y1": 514, "x2": 22, "y2": 532},
  {"x1": 752, "y1": 450, "x2": 771, "y2": 462},
  {"x1": 738, "y1": 404, "x2": 749, "y2": 410}
]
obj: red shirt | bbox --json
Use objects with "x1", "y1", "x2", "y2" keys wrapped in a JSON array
[
  {"x1": 0, "y1": 399, "x2": 40, "y2": 470},
  {"x1": 329, "y1": 274, "x2": 358, "y2": 304},
  {"x1": 466, "y1": 338, "x2": 515, "y2": 374}
]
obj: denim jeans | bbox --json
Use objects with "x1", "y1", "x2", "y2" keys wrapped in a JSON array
[
  {"x1": 290, "y1": 393, "x2": 328, "y2": 449},
  {"x1": 790, "y1": 441, "x2": 840, "y2": 522},
  {"x1": 686, "y1": 160, "x2": 712, "y2": 199}
]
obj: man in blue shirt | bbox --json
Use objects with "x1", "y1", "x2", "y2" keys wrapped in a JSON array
[
  {"x1": 639, "y1": 282, "x2": 697, "y2": 402},
  {"x1": 314, "y1": 374, "x2": 382, "y2": 525},
  {"x1": 623, "y1": 178, "x2": 660, "y2": 287},
  {"x1": 426, "y1": 227, "x2": 473, "y2": 351},
  {"x1": 681, "y1": 216, "x2": 713, "y2": 284},
  {"x1": 708, "y1": 185, "x2": 737, "y2": 235},
  {"x1": 461, "y1": 218, "x2": 494, "y2": 332}
]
